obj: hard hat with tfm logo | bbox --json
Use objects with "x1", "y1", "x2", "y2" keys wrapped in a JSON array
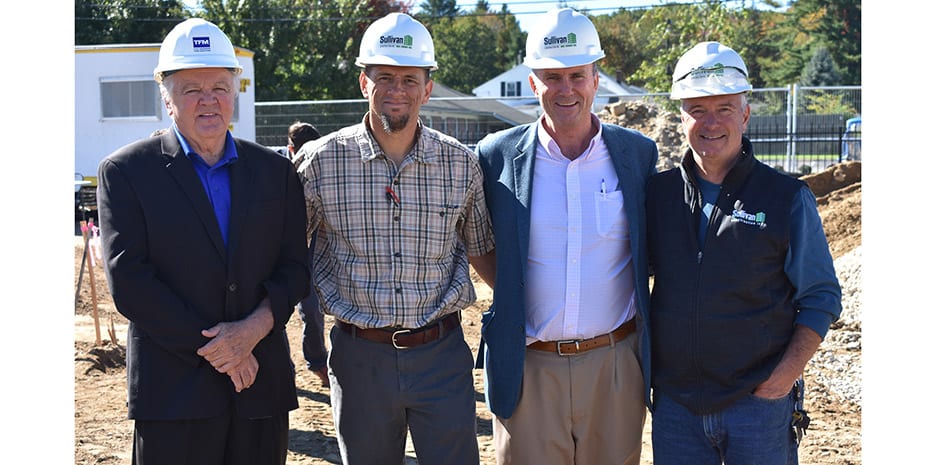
[{"x1": 153, "y1": 18, "x2": 242, "y2": 82}]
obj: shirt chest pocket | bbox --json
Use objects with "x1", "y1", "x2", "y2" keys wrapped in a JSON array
[{"x1": 594, "y1": 191, "x2": 628, "y2": 239}]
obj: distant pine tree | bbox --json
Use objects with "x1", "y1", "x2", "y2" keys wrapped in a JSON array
[{"x1": 800, "y1": 46, "x2": 842, "y2": 86}]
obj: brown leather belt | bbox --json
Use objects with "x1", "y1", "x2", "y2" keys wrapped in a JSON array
[
  {"x1": 527, "y1": 319, "x2": 636, "y2": 356},
  {"x1": 336, "y1": 313, "x2": 460, "y2": 349}
]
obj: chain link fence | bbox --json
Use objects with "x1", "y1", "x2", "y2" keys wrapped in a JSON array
[{"x1": 256, "y1": 85, "x2": 860, "y2": 174}]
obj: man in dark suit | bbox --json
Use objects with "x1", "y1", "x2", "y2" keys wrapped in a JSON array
[
  {"x1": 96, "y1": 18, "x2": 308, "y2": 465},
  {"x1": 471, "y1": 8, "x2": 658, "y2": 465}
]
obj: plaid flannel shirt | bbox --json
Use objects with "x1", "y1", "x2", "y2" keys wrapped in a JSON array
[{"x1": 295, "y1": 116, "x2": 495, "y2": 329}]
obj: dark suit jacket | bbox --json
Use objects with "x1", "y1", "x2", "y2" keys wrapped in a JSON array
[
  {"x1": 97, "y1": 131, "x2": 309, "y2": 420},
  {"x1": 474, "y1": 122, "x2": 658, "y2": 419}
]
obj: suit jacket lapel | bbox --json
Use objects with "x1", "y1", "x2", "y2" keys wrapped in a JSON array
[{"x1": 161, "y1": 133, "x2": 228, "y2": 261}]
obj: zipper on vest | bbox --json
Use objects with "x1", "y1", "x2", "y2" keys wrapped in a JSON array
[{"x1": 697, "y1": 251, "x2": 703, "y2": 264}]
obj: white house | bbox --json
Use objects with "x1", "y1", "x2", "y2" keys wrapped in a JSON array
[
  {"x1": 74, "y1": 44, "x2": 256, "y2": 183},
  {"x1": 472, "y1": 63, "x2": 645, "y2": 115}
]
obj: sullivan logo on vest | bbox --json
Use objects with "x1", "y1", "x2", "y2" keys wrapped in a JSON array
[{"x1": 731, "y1": 209, "x2": 767, "y2": 229}]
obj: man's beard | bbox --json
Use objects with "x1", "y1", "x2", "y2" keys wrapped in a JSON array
[{"x1": 379, "y1": 112, "x2": 410, "y2": 134}]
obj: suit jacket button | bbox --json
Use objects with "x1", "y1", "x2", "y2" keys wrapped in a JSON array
[{"x1": 228, "y1": 283, "x2": 238, "y2": 292}]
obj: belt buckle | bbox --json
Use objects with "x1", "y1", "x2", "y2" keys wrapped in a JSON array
[
  {"x1": 391, "y1": 329, "x2": 412, "y2": 349},
  {"x1": 556, "y1": 339, "x2": 579, "y2": 356}
]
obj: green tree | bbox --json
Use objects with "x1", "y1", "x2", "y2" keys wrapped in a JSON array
[
  {"x1": 800, "y1": 46, "x2": 841, "y2": 86},
  {"x1": 593, "y1": 8, "x2": 647, "y2": 84},
  {"x1": 419, "y1": 0, "x2": 458, "y2": 18},
  {"x1": 432, "y1": 15, "x2": 503, "y2": 94},
  {"x1": 197, "y1": 0, "x2": 408, "y2": 100},
  {"x1": 75, "y1": 0, "x2": 187, "y2": 45},
  {"x1": 762, "y1": 0, "x2": 860, "y2": 86},
  {"x1": 629, "y1": 1, "x2": 741, "y2": 95}
]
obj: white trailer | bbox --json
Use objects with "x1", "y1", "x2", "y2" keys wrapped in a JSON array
[{"x1": 74, "y1": 43, "x2": 256, "y2": 186}]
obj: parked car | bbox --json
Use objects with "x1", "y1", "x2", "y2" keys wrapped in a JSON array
[{"x1": 842, "y1": 116, "x2": 861, "y2": 161}]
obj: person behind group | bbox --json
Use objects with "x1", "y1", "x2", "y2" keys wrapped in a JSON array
[
  {"x1": 96, "y1": 18, "x2": 309, "y2": 465},
  {"x1": 471, "y1": 8, "x2": 658, "y2": 464},
  {"x1": 272, "y1": 121, "x2": 320, "y2": 159},
  {"x1": 293, "y1": 12, "x2": 494, "y2": 465},
  {"x1": 646, "y1": 41, "x2": 842, "y2": 465},
  {"x1": 278, "y1": 121, "x2": 330, "y2": 387}
]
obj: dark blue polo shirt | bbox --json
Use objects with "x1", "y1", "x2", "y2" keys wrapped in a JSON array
[{"x1": 173, "y1": 126, "x2": 238, "y2": 247}]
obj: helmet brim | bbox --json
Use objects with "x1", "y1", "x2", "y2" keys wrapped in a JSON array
[
  {"x1": 355, "y1": 55, "x2": 438, "y2": 71},
  {"x1": 523, "y1": 54, "x2": 604, "y2": 70}
]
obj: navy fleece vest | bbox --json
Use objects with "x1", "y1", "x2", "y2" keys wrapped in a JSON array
[{"x1": 647, "y1": 140, "x2": 805, "y2": 415}]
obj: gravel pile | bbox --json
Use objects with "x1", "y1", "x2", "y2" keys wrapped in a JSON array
[{"x1": 806, "y1": 245, "x2": 862, "y2": 406}]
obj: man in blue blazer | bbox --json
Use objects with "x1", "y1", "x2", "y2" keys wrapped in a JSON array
[
  {"x1": 471, "y1": 8, "x2": 658, "y2": 465},
  {"x1": 96, "y1": 19, "x2": 309, "y2": 465}
]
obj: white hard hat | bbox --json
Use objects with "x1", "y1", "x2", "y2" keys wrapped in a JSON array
[
  {"x1": 154, "y1": 18, "x2": 242, "y2": 82},
  {"x1": 523, "y1": 8, "x2": 605, "y2": 70},
  {"x1": 670, "y1": 41, "x2": 752, "y2": 100},
  {"x1": 355, "y1": 13, "x2": 438, "y2": 70}
]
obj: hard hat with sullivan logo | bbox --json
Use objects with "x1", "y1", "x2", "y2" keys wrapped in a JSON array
[
  {"x1": 670, "y1": 41, "x2": 752, "y2": 100},
  {"x1": 154, "y1": 18, "x2": 242, "y2": 82},
  {"x1": 523, "y1": 8, "x2": 605, "y2": 70},
  {"x1": 355, "y1": 13, "x2": 438, "y2": 70}
]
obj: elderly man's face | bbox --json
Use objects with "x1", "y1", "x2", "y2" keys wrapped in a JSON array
[
  {"x1": 680, "y1": 93, "x2": 750, "y2": 165},
  {"x1": 163, "y1": 68, "x2": 237, "y2": 145}
]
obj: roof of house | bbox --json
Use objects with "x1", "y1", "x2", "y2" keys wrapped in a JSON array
[{"x1": 426, "y1": 81, "x2": 537, "y2": 126}]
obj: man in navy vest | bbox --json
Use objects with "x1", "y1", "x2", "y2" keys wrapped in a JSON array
[{"x1": 646, "y1": 41, "x2": 842, "y2": 465}]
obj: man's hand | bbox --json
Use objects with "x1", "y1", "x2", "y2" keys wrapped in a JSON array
[
  {"x1": 228, "y1": 353, "x2": 259, "y2": 393},
  {"x1": 752, "y1": 325, "x2": 822, "y2": 399},
  {"x1": 197, "y1": 298, "x2": 274, "y2": 373}
]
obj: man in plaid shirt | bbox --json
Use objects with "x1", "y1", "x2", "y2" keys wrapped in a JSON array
[{"x1": 293, "y1": 13, "x2": 494, "y2": 465}]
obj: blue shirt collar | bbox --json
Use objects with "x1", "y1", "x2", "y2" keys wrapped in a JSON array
[{"x1": 172, "y1": 125, "x2": 239, "y2": 167}]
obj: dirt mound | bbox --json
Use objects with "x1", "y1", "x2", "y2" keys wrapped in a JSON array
[
  {"x1": 600, "y1": 100, "x2": 686, "y2": 171},
  {"x1": 800, "y1": 162, "x2": 861, "y2": 259},
  {"x1": 75, "y1": 341, "x2": 126, "y2": 375}
]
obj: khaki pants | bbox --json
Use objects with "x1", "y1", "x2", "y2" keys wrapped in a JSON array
[{"x1": 493, "y1": 331, "x2": 646, "y2": 465}]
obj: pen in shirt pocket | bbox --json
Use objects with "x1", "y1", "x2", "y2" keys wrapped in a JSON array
[{"x1": 601, "y1": 178, "x2": 607, "y2": 195}]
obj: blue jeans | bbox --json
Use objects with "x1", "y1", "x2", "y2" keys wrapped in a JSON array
[{"x1": 652, "y1": 390, "x2": 798, "y2": 465}]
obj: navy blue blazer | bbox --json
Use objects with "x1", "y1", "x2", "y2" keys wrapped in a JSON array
[
  {"x1": 97, "y1": 131, "x2": 309, "y2": 420},
  {"x1": 474, "y1": 122, "x2": 658, "y2": 419}
]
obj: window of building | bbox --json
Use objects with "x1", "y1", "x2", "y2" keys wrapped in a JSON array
[
  {"x1": 501, "y1": 81, "x2": 522, "y2": 97},
  {"x1": 100, "y1": 78, "x2": 161, "y2": 120}
]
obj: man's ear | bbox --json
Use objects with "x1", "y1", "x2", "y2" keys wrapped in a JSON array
[{"x1": 359, "y1": 71, "x2": 369, "y2": 98}]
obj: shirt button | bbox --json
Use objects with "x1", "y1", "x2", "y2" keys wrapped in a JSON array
[
  {"x1": 395, "y1": 288, "x2": 402, "y2": 294},
  {"x1": 228, "y1": 283, "x2": 238, "y2": 292},
  {"x1": 394, "y1": 252, "x2": 402, "y2": 258},
  {"x1": 393, "y1": 216, "x2": 400, "y2": 222}
]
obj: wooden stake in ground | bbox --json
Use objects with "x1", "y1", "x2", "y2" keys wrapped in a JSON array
[{"x1": 80, "y1": 220, "x2": 102, "y2": 346}]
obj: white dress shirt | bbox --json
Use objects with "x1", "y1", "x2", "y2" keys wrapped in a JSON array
[{"x1": 525, "y1": 116, "x2": 636, "y2": 344}]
